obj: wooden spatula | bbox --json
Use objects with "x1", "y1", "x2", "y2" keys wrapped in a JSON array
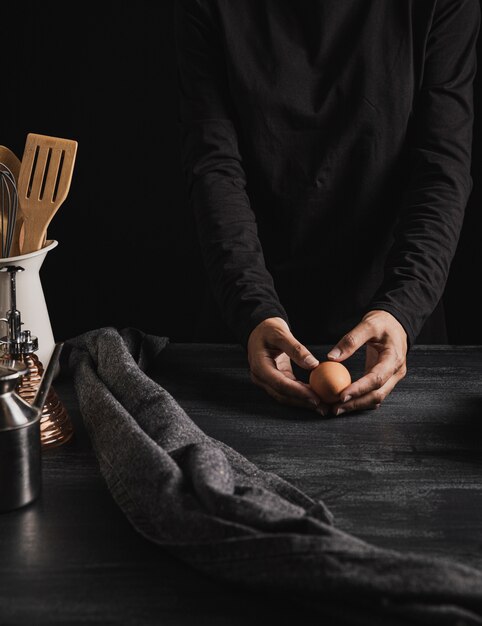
[
  {"x1": 18, "y1": 133, "x2": 78, "y2": 254},
  {"x1": 0, "y1": 145, "x2": 21, "y2": 181}
]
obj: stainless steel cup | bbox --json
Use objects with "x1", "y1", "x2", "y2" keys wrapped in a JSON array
[{"x1": 0, "y1": 364, "x2": 41, "y2": 512}]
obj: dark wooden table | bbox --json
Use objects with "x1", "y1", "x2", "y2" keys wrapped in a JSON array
[{"x1": 1, "y1": 343, "x2": 482, "y2": 624}]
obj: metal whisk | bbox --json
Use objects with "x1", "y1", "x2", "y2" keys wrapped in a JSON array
[{"x1": 0, "y1": 163, "x2": 18, "y2": 258}]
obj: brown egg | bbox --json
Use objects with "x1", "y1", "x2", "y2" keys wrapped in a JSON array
[{"x1": 309, "y1": 361, "x2": 351, "y2": 405}]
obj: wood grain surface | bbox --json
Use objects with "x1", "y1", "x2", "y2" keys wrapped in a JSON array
[{"x1": 0, "y1": 343, "x2": 481, "y2": 624}]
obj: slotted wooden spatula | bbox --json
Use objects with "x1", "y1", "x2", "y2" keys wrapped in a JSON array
[{"x1": 18, "y1": 133, "x2": 78, "y2": 254}]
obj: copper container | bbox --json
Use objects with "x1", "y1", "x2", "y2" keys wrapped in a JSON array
[
  {"x1": 1, "y1": 353, "x2": 73, "y2": 448},
  {"x1": 14, "y1": 353, "x2": 73, "y2": 448}
]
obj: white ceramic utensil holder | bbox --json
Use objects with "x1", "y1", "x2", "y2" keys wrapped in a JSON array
[{"x1": 0, "y1": 240, "x2": 58, "y2": 368}]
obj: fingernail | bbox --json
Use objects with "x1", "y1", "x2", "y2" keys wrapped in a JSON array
[
  {"x1": 304, "y1": 355, "x2": 319, "y2": 367},
  {"x1": 342, "y1": 395, "x2": 352, "y2": 403},
  {"x1": 327, "y1": 349, "x2": 341, "y2": 359},
  {"x1": 335, "y1": 408, "x2": 345, "y2": 416},
  {"x1": 316, "y1": 407, "x2": 327, "y2": 417}
]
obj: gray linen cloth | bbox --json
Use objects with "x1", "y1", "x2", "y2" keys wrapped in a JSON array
[{"x1": 64, "y1": 327, "x2": 482, "y2": 626}]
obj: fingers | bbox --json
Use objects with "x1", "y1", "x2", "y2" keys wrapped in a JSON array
[
  {"x1": 327, "y1": 320, "x2": 375, "y2": 362},
  {"x1": 269, "y1": 328, "x2": 319, "y2": 370},
  {"x1": 250, "y1": 353, "x2": 320, "y2": 409},
  {"x1": 339, "y1": 347, "x2": 404, "y2": 403},
  {"x1": 332, "y1": 345, "x2": 407, "y2": 414},
  {"x1": 251, "y1": 370, "x2": 329, "y2": 413},
  {"x1": 248, "y1": 317, "x2": 319, "y2": 371},
  {"x1": 324, "y1": 311, "x2": 408, "y2": 416},
  {"x1": 331, "y1": 363, "x2": 406, "y2": 415},
  {"x1": 250, "y1": 368, "x2": 319, "y2": 410},
  {"x1": 250, "y1": 352, "x2": 332, "y2": 415},
  {"x1": 246, "y1": 317, "x2": 328, "y2": 414}
]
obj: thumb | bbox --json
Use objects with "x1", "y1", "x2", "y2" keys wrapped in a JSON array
[
  {"x1": 275, "y1": 330, "x2": 319, "y2": 370},
  {"x1": 327, "y1": 322, "x2": 373, "y2": 361}
]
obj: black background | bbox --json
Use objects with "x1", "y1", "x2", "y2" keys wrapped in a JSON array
[{"x1": 2, "y1": 1, "x2": 481, "y2": 345}]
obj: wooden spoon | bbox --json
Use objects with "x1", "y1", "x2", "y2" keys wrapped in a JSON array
[
  {"x1": 0, "y1": 146, "x2": 23, "y2": 257},
  {"x1": 18, "y1": 133, "x2": 78, "y2": 255},
  {"x1": 0, "y1": 145, "x2": 21, "y2": 181}
]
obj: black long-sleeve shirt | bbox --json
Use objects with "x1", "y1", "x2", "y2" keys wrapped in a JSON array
[{"x1": 174, "y1": 0, "x2": 480, "y2": 349}]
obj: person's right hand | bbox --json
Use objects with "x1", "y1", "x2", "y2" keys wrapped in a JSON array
[{"x1": 247, "y1": 317, "x2": 330, "y2": 416}]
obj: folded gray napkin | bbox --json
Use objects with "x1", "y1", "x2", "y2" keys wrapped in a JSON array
[{"x1": 64, "y1": 327, "x2": 482, "y2": 626}]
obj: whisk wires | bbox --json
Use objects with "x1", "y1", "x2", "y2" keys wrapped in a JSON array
[{"x1": 0, "y1": 163, "x2": 18, "y2": 258}]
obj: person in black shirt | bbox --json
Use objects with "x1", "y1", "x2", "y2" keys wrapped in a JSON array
[{"x1": 174, "y1": 0, "x2": 480, "y2": 416}]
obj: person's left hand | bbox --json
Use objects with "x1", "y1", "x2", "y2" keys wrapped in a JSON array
[{"x1": 325, "y1": 310, "x2": 408, "y2": 416}]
